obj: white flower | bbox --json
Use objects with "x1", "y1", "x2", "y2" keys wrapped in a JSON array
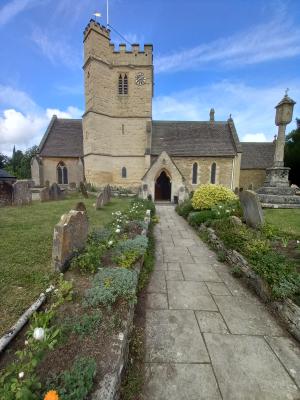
[
  {"x1": 24, "y1": 340, "x2": 29, "y2": 346},
  {"x1": 146, "y1": 209, "x2": 151, "y2": 216},
  {"x1": 33, "y1": 327, "x2": 45, "y2": 341},
  {"x1": 45, "y1": 285, "x2": 55, "y2": 293},
  {"x1": 18, "y1": 371, "x2": 24, "y2": 379},
  {"x1": 297, "y1": 240, "x2": 300, "y2": 244},
  {"x1": 118, "y1": 332, "x2": 124, "y2": 341},
  {"x1": 108, "y1": 240, "x2": 113, "y2": 246},
  {"x1": 219, "y1": 205, "x2": 223, "y2": 209},
  {"x1": 115, "y1": 228, "x2": 121, "y2": 233},
  {"x1": 226, "y1": 210, "x2": 230, "y2": 213}
]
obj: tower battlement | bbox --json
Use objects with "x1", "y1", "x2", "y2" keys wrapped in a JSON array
[
  {"x1": 83, "y1": 19, "x2": 110, "y2": 41},
  {"x1": 83, "y1": 19, "x2": 153, "y2": 66}
]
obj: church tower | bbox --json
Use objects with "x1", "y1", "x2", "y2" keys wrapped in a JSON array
[{"x1": 82, "y1": 20, "x2": 153, "y2": 188}]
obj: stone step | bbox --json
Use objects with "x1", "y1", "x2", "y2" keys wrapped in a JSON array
[
  {"x1": 258, "y1": 194, "x2": 300, "y2": 205},
  {"x1": 262, "y1": 203, "x2": 300, "y2": 209},
  {"x1": 256, "y1": 186, "x2": 296, "y2": 196}
]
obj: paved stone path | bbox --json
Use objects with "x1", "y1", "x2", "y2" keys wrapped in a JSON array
[{"x1": 143, "y1": 205, "x2": 300, "y2": 400}]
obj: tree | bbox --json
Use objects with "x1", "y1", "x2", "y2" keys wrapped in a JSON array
[
  {"x1": 5, "y1": 145, "x2": 38, "y2": 179},
  {"x1": 285, "y1": 119, "x2": 300, "y2": 186},
  {"x1": 0, "y1": 153, "x2": 9, "y2": 169}
]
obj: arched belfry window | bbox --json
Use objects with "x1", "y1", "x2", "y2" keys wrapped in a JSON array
[
  {"x1": 118, "y1": 74, "x2": 123, "y2": 94},
  {"x1": 57, "y1": 161, "x2": 68, "y2": 184},
  {"x1": 192, "y1": 162, "x2": 198, "y2": 184},
  {"x1": 122, "y1": 167, "x2": 127, "y2": 178},
  {"x1": 124, "y1": 74, "x2": 128, "y2": 94},
  {"x1": 118, "y1": 73, "x2": 129, "y2": 95},
  {"x1": 210, "y1": 162, "x2": 216, "y2": 184}
]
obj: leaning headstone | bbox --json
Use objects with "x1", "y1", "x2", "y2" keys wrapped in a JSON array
[
  {"x1": 52, "y1": 209, "x2": 89, "y2": 272},
  {"x1": 239, "y1": 190, "x2": 264, "y2": 228},
  {"x1": 95, "y1": 192, "x2": 104, "y2": 209},
  {"x1": 49, "y1": 183, "x2": 63, "y2": 201},
  {"x1": 12, "y1": 180, "x2": 32, "y2": 206},
  {"x1": 79, "y1": 182, "x2": 88, "y2": 198},
  {"x1": 107, "y1": 184, "x2": 111, "y2": 201},
  {"x1": 73, "y1": 202, "x2": 87, "y2": 212}
]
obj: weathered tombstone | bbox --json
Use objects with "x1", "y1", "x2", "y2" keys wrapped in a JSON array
[
  {"x1": 239, "y1": 190, "x2": 264, "y2": 228},
  {"x1": 95, "y1": 192, "x2": 104, "y2": 209},
  {"x1": 45, "y1": 180, "x2": 50, "y2": 188},
  {"x1": 102, "y1": 186, "x2": 109, "y2": 205},
  {"x1": 49, "y1": 183, "x2": 64, "y2": 201},
  {"x1": 12, "y1": 180, "x2": 32, "y2": 206},
  {"x1": 79, "y1": 181, "x2": 88, "y2": 198},
  {"x1": 52, "y1": 210, "x2": 89, "y2": 272},
  {"x1": 73, "y1": 202, "x2": 87, "y2": 212},
  {"x1": 107, "y1": 184, "x2": 111, "y2": 201},
  {"x1": 40, "y1": 187, "x2": 50, "y2": 202},
  {"x1": 69, "y1": 182, "x2": 76, "y2": 190}
]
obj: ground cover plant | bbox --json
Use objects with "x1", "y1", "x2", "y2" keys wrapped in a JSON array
[
  {"x1": 0, "y1": 193, "x2": 130, "y2": 336},
  {"x1": 0, "y1": 197, "x2": 155, "y2": 399}
]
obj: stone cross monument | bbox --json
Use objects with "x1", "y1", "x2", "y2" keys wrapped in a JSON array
[{"x1": 257, "y1": 92, "x2": 300, "y2": 208}]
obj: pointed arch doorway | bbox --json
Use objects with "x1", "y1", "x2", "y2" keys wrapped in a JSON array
[{"x1": 155, "y1": 170, "x2": 171, "y2": 201}]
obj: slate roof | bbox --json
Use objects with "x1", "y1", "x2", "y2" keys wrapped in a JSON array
[
  {"x1": 151, "y1": 121, "x2": 240, "y2": 156},
  {"x1": 39, "y1": 116, "x2": 83, "y2": 157},
  {"x1": 241, "y1": 142, "x2": 275, "y2": 169},
  {"x1": 0, "y1": 168, "x2": 16, "y2": 180}
]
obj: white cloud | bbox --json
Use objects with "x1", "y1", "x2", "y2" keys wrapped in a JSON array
[
  {"x1": 0, "y1": 86, "x2": 82, "y2": 154},
  {"x1": 0, "y1": 0, "x2": 40, "y2": 27},
  {"x1": 243, "y1": 133, "x2": 268, "y2": 142},
  {"x1": 155, "y1": 10, "x2": 300, "y2": 73},
  {"x1": 31, "y1": 29, "x2": 81, "y2": 69},
  {"x1": 153, "y1": 80, "x2": 300, "y2": 142}
]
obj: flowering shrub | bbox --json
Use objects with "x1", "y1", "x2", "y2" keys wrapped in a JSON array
[
  {"x1": 114, "y1": 235, "x2": 148, "y2": 256},
  {"x1": 175, "y1": 199, "x2": 193, "y2": 218},
  {"x1": 84, "y1": 268, "x2": 138, "y2": 308},
  {"x1": 211, "y1": 200, "x2": 241, "y2": 219},
  {"x1": 192, "y1": 184, "x2": 237, "y2": 210}
]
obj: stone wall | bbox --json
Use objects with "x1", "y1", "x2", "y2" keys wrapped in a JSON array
[
  {"x1": 172, "y1": 156, "x2": 235, "y2": 190},
  {"x1": 239, "y1": 169, "x2": 266, "y2": 190},
  {"x1": 0, "y1": 182, "x2": 13, "y2": 207},
  {"x1": 40, "y1": 157, "x2": 84, "y2": 186}
]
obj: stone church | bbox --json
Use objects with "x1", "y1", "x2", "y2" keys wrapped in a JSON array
[{"x1": 31, "y1": 20, "x2": 275, "y2": 201}]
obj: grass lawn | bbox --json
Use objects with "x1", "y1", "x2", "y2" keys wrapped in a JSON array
[
  {"x1": 264, "y1": 208, "x2": 300, "y2": 237},
  {"x1": 0, "y1": 193, "x2": 131, "y2": 336}
]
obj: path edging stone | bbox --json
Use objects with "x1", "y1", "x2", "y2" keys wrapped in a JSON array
[{"x1": 199, "y1": 224, "x2": 300, "y2": 343}]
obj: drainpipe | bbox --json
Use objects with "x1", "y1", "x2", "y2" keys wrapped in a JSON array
[{"x1": 230, "y1": 157, "x2": 235, "y2": 190}]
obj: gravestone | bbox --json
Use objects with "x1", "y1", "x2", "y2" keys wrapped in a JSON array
[
  {"x1": 239, "y1": 190, "x2": 264, "y2": 228},
  {"x1": 95, "y1": 192, "x2": 104, "y2": 209},
  {"x1": 79, "y1": 182, "x2": 88, "y2": 198},
  {"x1": 52, "y1": 209, "x2": 89, "y2": 272},
  {"x1": 49, "y1": 183, "x2": 64, "y2": 201},
  {"x1": 102, "y1": 185, "x2": 110, "y2": 205},
  {"x1": 40, "y1": 187, "x2": 50, "y2": 202},
  {"x1": 73, "y1": 202, "x2": 87, "y2": 212},
  {"x1": 12, "y1": 180, "x2": 32, "y2": 206}
]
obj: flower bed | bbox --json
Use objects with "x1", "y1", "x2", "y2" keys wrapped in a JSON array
[{"x1": 0, "y1": 198, "x2": 156, "y2": 400}]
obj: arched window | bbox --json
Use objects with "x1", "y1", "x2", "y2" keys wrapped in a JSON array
[
  {"x1": 123, "y1": 74, "x2": 128, "y2": 94},
  {"x1": 192, "y1": 162, "x2": 198, "y2": 184},
  {"x1": 210, "y1": 162, "x2": 216, "y2": 184},
  {"x1": 57, "y1": 161, "x2": 68, "y2": 184},
  {"x1": 121, "y1": 167, "x2": 127, "y2": 178},
  {"x1": 118, "y1": 73, "x2": 129, "y2": 95},
  {"x1": 118, "y1": 74, "x2": 123, "y2": 95}
]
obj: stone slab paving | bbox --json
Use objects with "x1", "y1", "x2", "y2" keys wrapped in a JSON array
[{"x1": 143, "y1": 205, "x2": 300, "y2": 399}]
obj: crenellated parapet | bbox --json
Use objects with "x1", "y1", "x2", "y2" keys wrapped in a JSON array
[{"x1": 83, "y1": 19, "x2": 110, "y2": 41}]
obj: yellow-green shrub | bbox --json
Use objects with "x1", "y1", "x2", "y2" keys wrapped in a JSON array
[{"x1": 192, "y1": 184, "x2": 237, "y2": 210}]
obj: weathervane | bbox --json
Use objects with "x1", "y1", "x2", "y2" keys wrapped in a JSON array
[{"x1": 285, "y1": 88, "x2": 289, "y2": 96}]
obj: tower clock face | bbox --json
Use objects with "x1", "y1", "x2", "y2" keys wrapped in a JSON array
[{"x1": 135, "y1": 72, "x2": 146, "y2": 86}]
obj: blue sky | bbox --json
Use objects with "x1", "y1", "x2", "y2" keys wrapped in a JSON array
[{"x1": 0, "y1": 0, "x2": 300, "y2": 155}]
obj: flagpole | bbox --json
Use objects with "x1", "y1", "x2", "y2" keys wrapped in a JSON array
[{"x1": 107, "y1": 0, "x2": 109, "y2": 26}]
